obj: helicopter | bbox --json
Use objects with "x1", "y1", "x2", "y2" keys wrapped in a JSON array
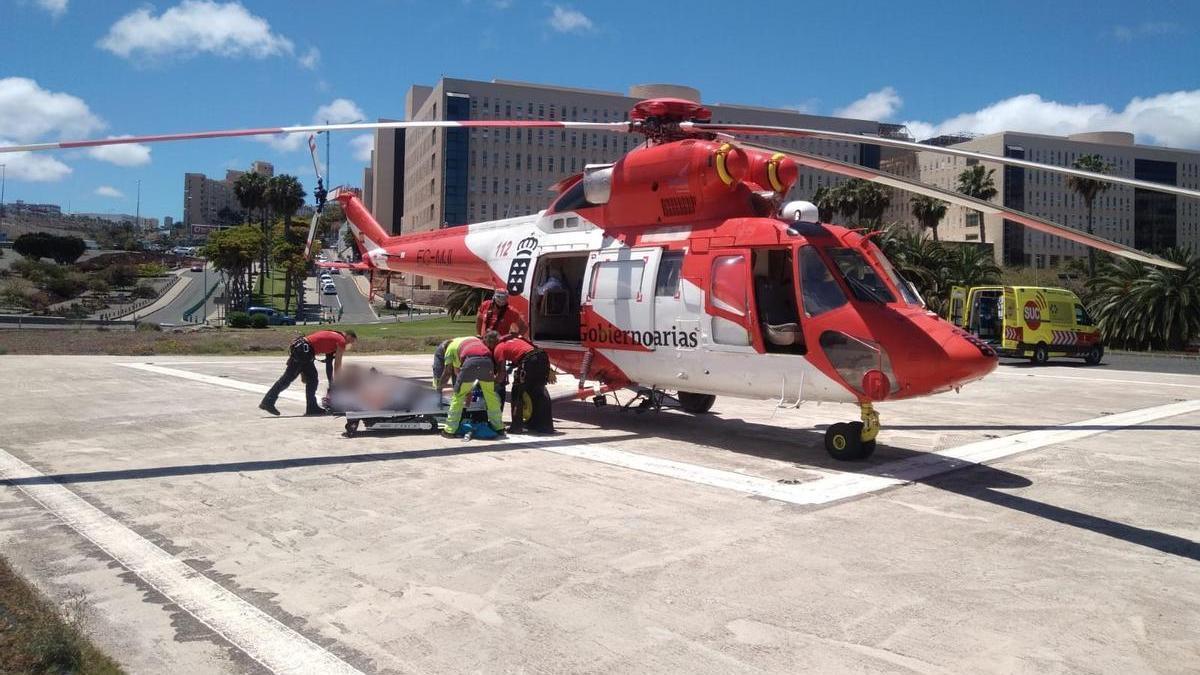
[{"x1": 4, "y1": 97, "x2": 1193, "y2": 460}]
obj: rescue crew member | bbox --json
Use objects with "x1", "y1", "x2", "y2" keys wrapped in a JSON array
[
  {"x1": 476, "y1": 289, "x2": 527, "y2": 337},
  {"x1": 435, "y1": 332, "x2": 504, "y2": 437},
  {"x1": 260, "y1": 329, "x2": 357, "y2": 416},
  {"x1": 492, "y1": 335, "x2": 554, "y2": 434}
]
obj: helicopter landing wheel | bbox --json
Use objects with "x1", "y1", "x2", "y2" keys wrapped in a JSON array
[{"x1": 823, "y1": 403, "x2": 880, "y2": 461}]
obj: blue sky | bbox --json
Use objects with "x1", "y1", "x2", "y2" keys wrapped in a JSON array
[{"x1": 2, "y1": 0, "x2": 1198, "y2": 222}]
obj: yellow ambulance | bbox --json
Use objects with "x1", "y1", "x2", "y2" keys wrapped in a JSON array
[{"x1": 947, "y1": 286, "x2": 1104, "y2": 365}]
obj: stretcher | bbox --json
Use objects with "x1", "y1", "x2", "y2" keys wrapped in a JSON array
[{"x1": 337, "y1": 390, "x2": 489, "y2": 437}]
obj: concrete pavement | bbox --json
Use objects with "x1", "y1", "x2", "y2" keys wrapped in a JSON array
[{"x1": 0, "y1": 356, "x2": 1197, "y2": 673}]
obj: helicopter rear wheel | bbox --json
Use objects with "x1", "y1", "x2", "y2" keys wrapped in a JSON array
[{"x1": 677, "y1": 391, "x2": 716, "y2": 414}]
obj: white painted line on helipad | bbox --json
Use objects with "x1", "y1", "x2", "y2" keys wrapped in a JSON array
[
  {"x1": 992, "y1": 371, "x2": 1200, "y2": 389},
  {"x1": 0, "y1": 448, "x2": 362, "y2": 675},
  {"x1": 786, "y1": 398, "x2": 1200, "y2": 504},
  {"x1": 122, "y1": 362, "x2": 306, "y2": 402},
  {"x1": 119, "y1": 363, "x2": 1200, "y2": 507}
]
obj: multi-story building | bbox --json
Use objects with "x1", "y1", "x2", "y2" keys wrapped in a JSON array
[
  {"x1": 183, "y1": 160, "x2": 275, "y2": 230},
  {"x1": 366, "y1": 78, "x2": 903, "y2": 241},
  {"x1": 917, "y1": 131, "x2": 1200, "y2": 267}
]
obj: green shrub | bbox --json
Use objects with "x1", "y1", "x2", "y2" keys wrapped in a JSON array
[
  {"x1": 250, "y1": 313, "x2": 269, "y2": 329},
  {"x1": 137, "y1": 262, "x2": 169, "y2": 277},
  {"x1": 45, "y1": 274, "x2": 86, "y2": 300},
  {"x1": 131, "y1": 283, "x2": 158, "y2": 300},
  {"x1": 87, "y1": 278, "x2": 110, "y2": 295},
  {"x1": 101, "y1": 264, "x2": 138, "y2": 288},
  {"x1": 136, "y1": 321, "x2": 162, "y2": 332},
  {"x1": 227, "y1": 311, "x2": 251, "y2": 328}
]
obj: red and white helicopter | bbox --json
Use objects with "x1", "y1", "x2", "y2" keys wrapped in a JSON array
[{"x1": 6, "y1": 97, "x2": 1194, "y2": 460}]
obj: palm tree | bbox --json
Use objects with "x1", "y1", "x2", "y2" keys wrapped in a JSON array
[
  {"x1": 233, "y1": 172, "x2": 268, "y2": 291},
  {"x1": 943, "y1": 244, "x2": 1001, "y2": 288},
  {"x1": 955, "y1": 165, "x2": 998, "y2": 245},
  {"x1": 445, "y1": 283, "x2": 489, "y2": 319},
  {"x1": 909, "y1": 195, "x2": 948, "y2": 241},
  {"x1": 850, "y1": 179, "x2": 891, "y2": 225},
  {"x1": 232, "y1": 172, "x2": 266, "y2": 225},
  {"x1": 1066, "y1": 154, "x2": 1113, "y2": 278},
  {"x1": 813, "y1": 186, "x2": 836, "y2": 222},
  {"x1": 1088, "y1": 249, "x2": 1200, "y2": 351}
]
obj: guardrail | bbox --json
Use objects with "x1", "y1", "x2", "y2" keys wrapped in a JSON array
[
  {"x1": 0, "y1": 315, "x2": 138, "y2": 328},
  {"x1": 182, "y1": 279, "x2": 221, "y2": 322}
]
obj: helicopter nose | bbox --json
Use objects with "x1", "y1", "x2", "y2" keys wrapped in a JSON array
[{"x1": 940, "y1": 331, "x2": 998, "y2": 386}]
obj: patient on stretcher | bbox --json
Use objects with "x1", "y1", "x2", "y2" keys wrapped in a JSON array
[{"x1": 328, "y1": 365, "x2": 443, "y2": 413}]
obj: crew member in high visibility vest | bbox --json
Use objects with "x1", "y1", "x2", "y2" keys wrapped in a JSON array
[
  {"x1": 476, "y1": 289, "x2": 527, "y2": 337},
  {"x1": 260, "y1": 330, "x2": 356, "y2": 415},
  {"x1": 435, "y1": 332, "x2": 504, "y2": 436}
]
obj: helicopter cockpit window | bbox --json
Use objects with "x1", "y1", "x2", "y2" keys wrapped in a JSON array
[
  {"x1": 827, "y1": 248, "x2": 896, "y2": 304},
  {"x1": 798, "y1": 246, "x2": 847, "y2": 317},
  {"x1": 869, "y1": 243, "x2": 922, "y2": 306}
]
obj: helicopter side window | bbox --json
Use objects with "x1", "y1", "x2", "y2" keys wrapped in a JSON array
[
  {"x1": 798, "y1": 246, "x2": 847, "y2": 317},
  {"x1": 827, "y1": 248, "x2": 896, "y2": 304}
]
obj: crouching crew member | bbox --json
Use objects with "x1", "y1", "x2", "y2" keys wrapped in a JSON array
[
  {"x1": 436, "y1": 332, "x2": 504, "y2": 436},
  {"x1": 260, "y1": 329, "x2": 356, "y2": 416},
  {"x1": 431, "y1": 338, "x2": 452, "y2": 387},
  {"x1": 492, "y1": 335, "x2": 554, "y2": 434}
]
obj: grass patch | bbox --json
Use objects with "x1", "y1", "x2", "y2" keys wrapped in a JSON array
[
  {"x1": 0, "y1": 316, "x2": 475, "y2": 356},
  {"x1": 249, "y1": 269, "x2": 291, "y2": 312},
  {"x1": 0, "y1": 556, "x2": 124, "y2": 674}
]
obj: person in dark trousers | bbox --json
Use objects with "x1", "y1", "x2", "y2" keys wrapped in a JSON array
[
  {"x1": 260, "y1": 329, "x2": 357, "y2": 415},
  {"x1": 492, "y1": 335, "x2": 554, "y2": 434}
]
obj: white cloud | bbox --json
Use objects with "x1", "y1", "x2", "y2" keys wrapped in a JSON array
[
  {"x1": 0, "y1": 143, "x2": 72, "y2": 182},
  {"x1": 350, "y1": 134, "x2": 373, "y2": 162},
  {"x1": 86, "y1": 137, "x2": 152, "y2": 167},
  {"x1": 548, "y1": 6, "x2": 593, "y2": 33},
  {"x1": 260, "y1": 98, "x2": 367, "y2": 152},
  {"x1": 97, "y1": 1, "x2": 294, "y2": 62},
  {"x1": 1110, "y1": 21, "x2": 1183, "y2": 42},
  {"x1": 95, "y1": 185, "x2": 125, "y2": 198},
  {"x1": 35, "y1": 0, "x2": 67, "y2": 17},
  {"x1": 0, "y1": 77, "x2": 104, "y2": 143},
  {"x1": 902, "y1": 89, "x2": 1200, "y2": 148},
  {"x1": 315, "y1": 98, "x2": 365, "y2": 124},
  {"x1": 298, "y1": 46, "x2": 320, "y2": 70},
  {"x1": 834, "y1": 87, "x2": 902, "y2": 121}
]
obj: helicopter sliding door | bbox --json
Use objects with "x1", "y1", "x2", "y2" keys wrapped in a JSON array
[{"x1": 581, "y1": 247, "x2": 662, "y2": 352}]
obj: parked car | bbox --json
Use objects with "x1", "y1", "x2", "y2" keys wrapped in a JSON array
[{"x1": 246, "y1": 306, "x2": 296, "y2": 325}]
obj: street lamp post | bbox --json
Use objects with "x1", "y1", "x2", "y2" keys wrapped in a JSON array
[{"x1": 0, "y1": 164, "x2": 6, "y2": 220}]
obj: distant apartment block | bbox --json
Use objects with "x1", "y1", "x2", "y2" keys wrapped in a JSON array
[
  {"x1": 183, "y1": 160, "x2": 276, "y2": 231},
  {"x1": 364, "y1": 78, "x2": 904, "y2": 239},
  {"x1": 914, "y1": 131, "x2": 1200, "y2": 266}
]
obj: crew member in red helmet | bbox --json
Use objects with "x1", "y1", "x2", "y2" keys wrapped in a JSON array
[{"x1": 260, "y1": 329, "x2": 357, "y2": 415}]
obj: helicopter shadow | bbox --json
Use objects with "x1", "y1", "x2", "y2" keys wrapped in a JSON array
[{"x1": 554, "y1": 400, "x2": 1200, "y2": 562}]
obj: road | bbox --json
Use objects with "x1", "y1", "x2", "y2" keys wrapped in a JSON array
[
  {"x1": 1000, "y1": 350, "x2": 1200, "y2": 375},
  {"x1": 0, "y1": 357, "x2": 1197, "y2": 673},
  {"x1": 139, "y1": 265, "x2": 218, "y2": 325}
]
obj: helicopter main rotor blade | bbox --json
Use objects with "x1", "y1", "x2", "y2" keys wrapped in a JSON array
[
  {"x1": 0, "y1": 120, "x2": 632, "y2": 154},
  {"x1": 743, "y1": 140, "x2": 1185, "y2": 271},
  {"x1": 689, "y1": 122, "x2": 1200, "y2": 201}
]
